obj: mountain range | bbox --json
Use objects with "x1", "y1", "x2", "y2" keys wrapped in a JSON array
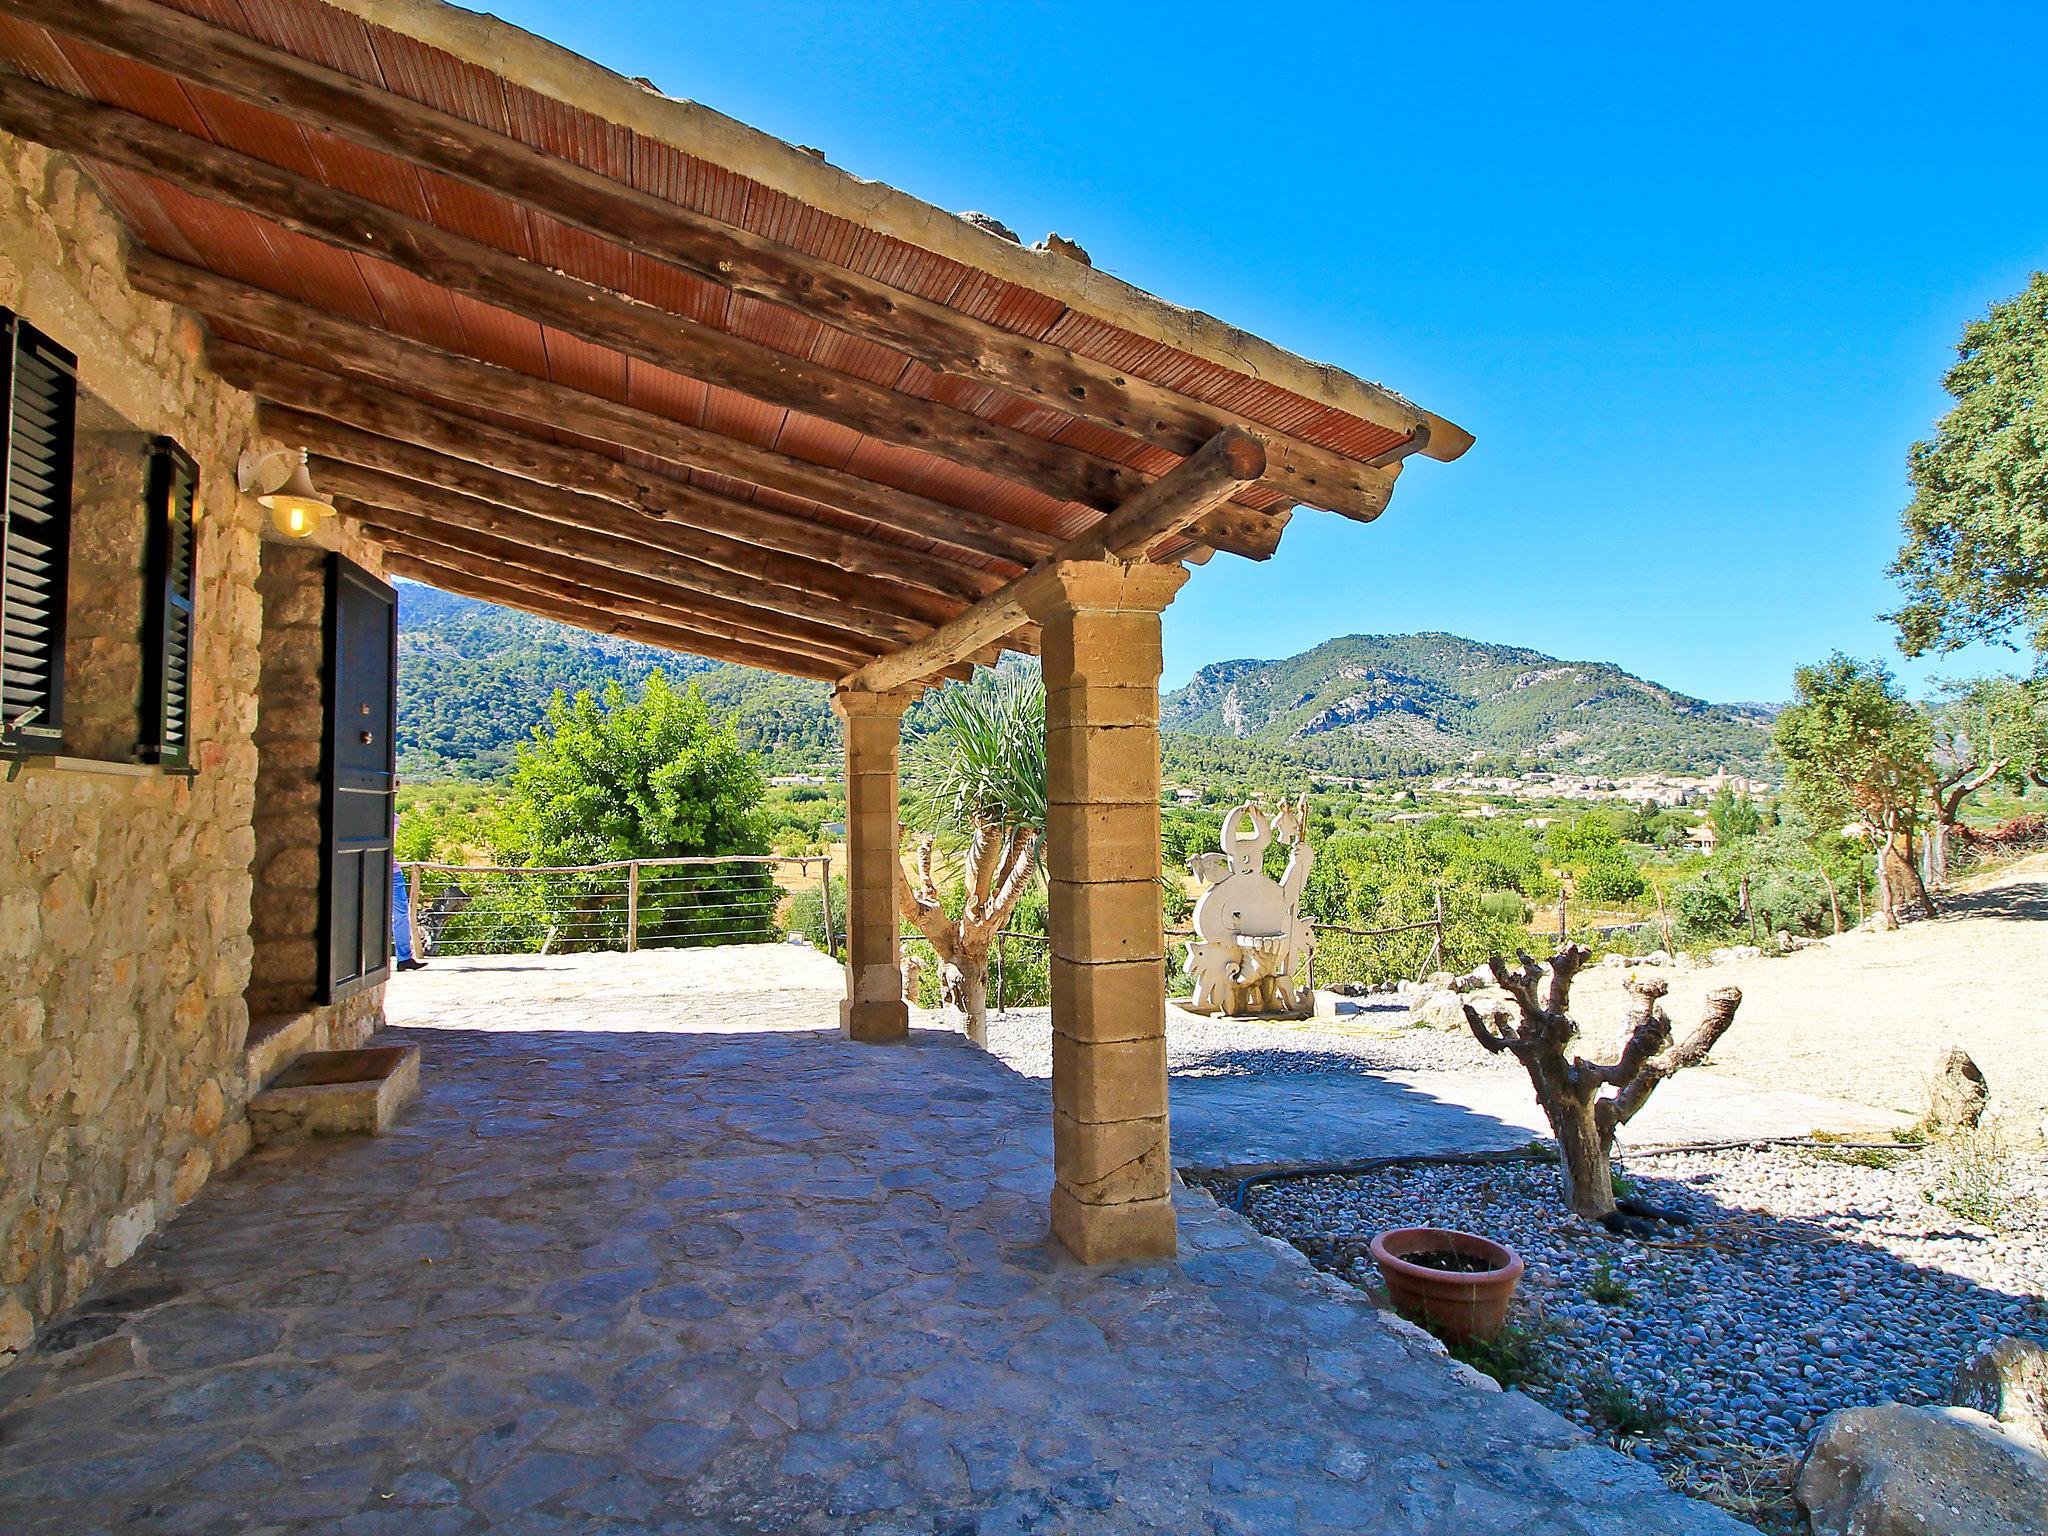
[
  {"x1": 1159, "y1": 634, "x2": 1775, "y2": 776},
  {"x1": 394, "y1": 584, "x2": 1773, "y2": 781}
]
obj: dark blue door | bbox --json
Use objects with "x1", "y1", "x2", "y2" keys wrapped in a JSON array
[{"x1": 320, "y1": 554, "x2": 397, "y2": 1002}]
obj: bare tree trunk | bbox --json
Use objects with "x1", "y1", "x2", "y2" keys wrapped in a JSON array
[
  {"x1": 1881, "y1": 830, "x2": 1936, "y2": 918},
  {"x1": 940, "y1": 954, "x2": 990, "y2": 1048},
  {"x1": 1812, "y1": 860, "x2": 1843, "y2": 935},
  {"x1": 1926, "y1": 817, "x2": 1952, "y2": 890},
  {"x1": 1544, "y1": 1078, "x2": 1618, "y2": 1221},
  {"x1": 898, "y1": 827, "x2": 1038, "y2": 1053}
]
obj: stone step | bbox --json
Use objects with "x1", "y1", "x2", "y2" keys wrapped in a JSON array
[{"x1": 248, "y1": 1043, "x2": 420, "y2": 1144}]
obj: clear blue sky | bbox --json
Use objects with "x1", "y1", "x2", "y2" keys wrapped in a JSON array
[{"x1": 489, "y1": 0, "x2": 2045, "y2": 701}]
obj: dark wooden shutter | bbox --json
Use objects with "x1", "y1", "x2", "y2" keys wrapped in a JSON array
[
  {"x1": 0, "y1": 311, "x2": 76, "y2": 747},
  {"x1": 320, "y1": 553, "x2": 398, "y2": 1002},
  {"x1": 141, "y1": 437, "x2": 199, "y2": 769}
]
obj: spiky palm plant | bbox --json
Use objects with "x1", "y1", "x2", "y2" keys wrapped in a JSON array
[{"x1": 899, "y1": 667, "x2": 1046, "y2": 1045}]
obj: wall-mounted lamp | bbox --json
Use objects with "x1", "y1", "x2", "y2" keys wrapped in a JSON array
[{"x1": 238, "y1": 447, "x2": 334, "y2": 538}]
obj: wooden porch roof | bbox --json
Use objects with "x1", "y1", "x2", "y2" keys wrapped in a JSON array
[{"x1": 0, "y1": 0, "x2": 1471, "y2": 683}]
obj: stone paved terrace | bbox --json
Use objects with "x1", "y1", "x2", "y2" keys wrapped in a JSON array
[{"x1": 0, "y1": 947, "x2": 1748, "y2": 1534}]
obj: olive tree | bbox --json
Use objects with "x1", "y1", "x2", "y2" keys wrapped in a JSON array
[
  {"x1": 1926, "y1": 676, "x2": 2048, "y2": 885},
  {"x1": 1466, "y1": 945, "x2": 1742, "y2": 1233},
  {"x1": 1772, "y1": 654, "x2": 1935, "y2": 924}
]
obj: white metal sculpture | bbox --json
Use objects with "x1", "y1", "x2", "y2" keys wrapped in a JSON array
[{"x1": 1183, "y1": 796, "x2": 1316, "y2": 1018}]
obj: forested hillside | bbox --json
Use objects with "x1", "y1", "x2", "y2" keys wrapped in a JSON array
[
  {"x1": 396, "y1": 584, "x2": 806, "y2": 777},
  {"x1": 1160, "y1": 633, "x2": 1773, "y2": 775},
  {"x1": 397, "y1": 585, "x2": 1771, "y2": 781}
]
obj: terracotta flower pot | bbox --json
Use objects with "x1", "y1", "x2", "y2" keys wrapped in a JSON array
[{"x1": 1370, "y1": 1226, "x2": 1525, "y2": 1344}]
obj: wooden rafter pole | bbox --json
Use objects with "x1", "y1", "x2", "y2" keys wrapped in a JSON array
[
  {"x1": 125, "y1": 249, "x2": 1057, "y2": 568},
  {"x1": 0, "y1": 74, "x2": 1201, "y2": 521},
  {"x1": 222, "y1": 346, "x2": 1005, "y2": 605},
  {"x1": 329, "y1": 480, "x2": 916, "y2": 655},
  {"x1": 339, "y1": 499, "x2": 892, "y2": 666},
  {"x1": 380, "y1": 553, "x2": 846, "y2": 682},
  {"x1": 0, "y1": 0, "x2": 1439, "y2": 517},
  {"x1": 303, "y1": 443, "x2": 965, "y2": 634},
  {"x1": 840, "y1": 428, "x2": 1266, "y2": 693}
]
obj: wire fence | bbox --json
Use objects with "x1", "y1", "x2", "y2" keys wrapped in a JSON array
[
  {"x1": 400, "y1": 855, "x2": 832, "y2": 957},
  {"x1": 902, "y1": 897, "x2": 1454, "y2": 1015}
]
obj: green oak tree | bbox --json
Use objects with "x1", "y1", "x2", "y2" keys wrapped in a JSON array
[
  {"x1": 1889, "y1": 271, "x2": 2048, "y2": 662},
  {"x1": 495, "y1": 671, "x2": 772, "y2": 947}
]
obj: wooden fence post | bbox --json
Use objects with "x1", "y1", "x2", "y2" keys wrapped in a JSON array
[
  {"x1": 625, "y1": 860, "x2": 640, "y2": 953},
  {"x1": 819, "y1": 855, "x2": 836, "y2": 955}
]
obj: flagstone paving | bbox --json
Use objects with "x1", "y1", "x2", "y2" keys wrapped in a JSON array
[{"x1": 0, "y1": 950, "x2": 1748, "y2": 1533}]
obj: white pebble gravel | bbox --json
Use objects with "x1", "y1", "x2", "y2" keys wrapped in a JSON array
[{"x1": 1233, "y1": 1144, "x2": 2048, "y2": 1528}]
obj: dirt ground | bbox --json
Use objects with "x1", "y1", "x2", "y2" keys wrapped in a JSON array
[{"x1": 1568, "y1": 854, "x2": 2048, "y2": 1129}]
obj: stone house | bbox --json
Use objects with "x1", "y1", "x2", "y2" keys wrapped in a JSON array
[
  {"x1": 0, "y1": 0, "x2": 1466, "y2": 1357},
  {"x1": 0, "y1": 130, "x2": 395, "y2": 1356}
]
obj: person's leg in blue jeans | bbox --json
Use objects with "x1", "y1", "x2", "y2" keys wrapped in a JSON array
[{"x1": 392, "y1": 861, "x2": 422, "y2": 969}]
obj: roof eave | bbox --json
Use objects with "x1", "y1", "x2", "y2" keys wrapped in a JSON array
[{"x1": 328, "y1": 0, "x2": 1474, "y2": 464}]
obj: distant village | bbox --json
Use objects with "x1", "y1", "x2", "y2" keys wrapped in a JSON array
[{"x1": 1421, "y1": 766, "x2": 1770, "y2": 808}]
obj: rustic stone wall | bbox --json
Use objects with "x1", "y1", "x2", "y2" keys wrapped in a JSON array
[
  {"x1": 248, "y1": 544, "x2": 329, "y2": 1024},
  {"x1": 0, "y1": 131, "x2": 386, "y2": 1360},
  {"x1": 59, "y1": 418, "x2": 151, "y2": 763}
]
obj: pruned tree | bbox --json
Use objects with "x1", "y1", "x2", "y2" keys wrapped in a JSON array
[
  {"x1": 1465, "y1": 944, "x2": 1743, "y2": 1234},
  {"x1": 897, "y1": 668, "x2": 1046, "y2": 1046}
]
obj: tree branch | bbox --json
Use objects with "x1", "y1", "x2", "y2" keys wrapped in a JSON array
[
  {"x1": 1544, "y1": 943, "x2": 1593, "y2": 1015},
  {"x1": 1463, "y1": 1001, "x2": 1515, "y2": 1055},
  {"x1": 1489, "y1": 951, "x2": 1547, "y2": 1019},
  {"x1": 1607, "y1": 985, "x2": 1744, "y2": 1126},
  {"x1": 1575, "y1": 977, "x2": 1673, "y2": 1091}
]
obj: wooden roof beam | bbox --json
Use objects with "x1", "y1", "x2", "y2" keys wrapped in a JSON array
[
  {"x1": 843, "y1": 428, "x2": 1265, "y2": 694},
  {"x1": 220, "y1": 345, "x2": 1005, "y2": 606},
  {"x1": 125, "y1": 248, "x2": 1054, "y2": 567},
  {"x1": 331, "y1": 458, "x2": 1034, "y2": 661},
  {"x1": 351, "y1": 507, "x2": 883, "y2": 673},
  {"x1": 297, "y1": 430, "x2": 964, "y2": 632},
  {"x1": 380, "y1": 550, "x2": 850, "y2": 682},
  {"x1": 1, "y1": 0, "x2": 1429, "y2": 513},
  {"x1": 331, "y1": 483, "x2": 909, "y2": 659}
]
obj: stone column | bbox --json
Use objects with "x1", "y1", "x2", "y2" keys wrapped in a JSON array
[
  {"x1": 1022, "y1": 559, "x2": 1189, "y2": 1264},
  {"x1": 832, "y1": 686, "x2": 917, "y2": 1043}
]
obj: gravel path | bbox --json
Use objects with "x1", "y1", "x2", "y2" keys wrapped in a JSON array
[
  {"x1": 1570, "y1": 855, "x2": 2048, "y2": 1127},
  {"x1": 1234, "y1": 1143, "x2": 2048, "y2": 1531}
]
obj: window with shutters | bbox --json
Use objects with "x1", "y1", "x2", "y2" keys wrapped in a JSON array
[
  {"x1": 0, "y1": 311, "x2": 76, "y2": 748},
  {"x1": 141, "y1": 439, "x2": 199, "y2": 769},
  {"x1": 1, "y1": 307, "x2": 206, "y2": 774}
]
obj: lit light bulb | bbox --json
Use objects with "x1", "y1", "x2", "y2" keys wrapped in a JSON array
[
  {"x1": 270, "y1": 498, "x2": 322, "y2": 538},
  {"x1": 244, "y1": 448, "x2": 334, "y2": 539}
]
